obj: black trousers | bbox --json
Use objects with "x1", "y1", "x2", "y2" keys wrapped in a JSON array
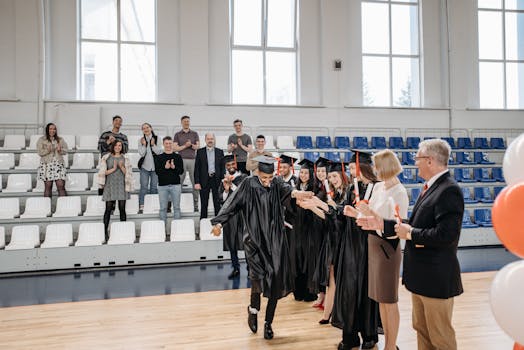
[
  {"x1": 199, "y1": 174, "x2": 221, "y2": 219},
  {"x1": 250, "y1": 280, "x2": 278, "y2": 324},
  {"x1": 103, "y1": 200, "x2": 126, "y2": 240},
  {"x1": 237, "y1": 161, "x2": 248, "y2": 175}
]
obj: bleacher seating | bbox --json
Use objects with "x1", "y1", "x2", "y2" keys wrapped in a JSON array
[
  {"x1": 65, "y1": 173, "x2": 89, "y2": 191},
  {"x1": 474, "y1": 209, "x2": 493, "y2": 227},
  {"x1": 473, "y1": 137, "x2": 489, "y2": 149},
  {"x1": 398, "y1": 169, "x2": 416, "y2": 184},
  {"x1": 415, "y1": 169, "x2": 424, "y2": 183},
  {"x1": 5, "y1": 225, "x2": 40, "y2": 250},
  {"x1": 448, "y1": 153, "x2": 456, "y2": 165},
  {"x1": 41, "y1": 224, "x2": 74, "y2": 248},
  {"x1": 325, "y1": 152, "x2": 340, "y2": 162},
  {"x1": 215, "y1": 135, "x2": 228, "y2": 150},
  {"x1": 70, "y1": 153, "x2": 95, "y2": 169},
  {"x1": 264, "y1": 135, "x2": 275, "y2": 148},
  {"x1": 127, "y1": 134, "x2": 142, "y2": 150},
  {"x1": 474, "y1": 187, "x2": 493, "y2": 203},
  {"x1": 15, "y1": 153, "x2": 40, "y2": 169},
  {"x1": 0, "y1": 226, "x2": 4, "y2": 249},
  {"x1": 127, "y1": 153, "x2": 141, "y2": 168},
  {"x1": 441, "y1": 137, "x2": 456, "y2": 149},
  {"x1": 296, "y1": 136, "x2": 313, "y2": 149},
  {"x1": 2, "y1": 135, "x2": 26, "y2": 149},
  {"x1": 304, "y1": 152, "x2": 320, "y2": 162},
  {"x1": 315, "y1": 136, "x2": 332, "y2": 148},
  {"x1": 474, "y1": 168, "x2": 495, "y2": 182},
  {"x1": 454, "y1": 168, "x2": 475, "y2": 183},
  {"x1": 353, "y1": 136, "x2": 368, "y2": 149},
  {"x1": 462, "y1": 210, "x2": 479, "y2": 228},
  {"x1": 20, "y1": 197, "x2": 51, "y2": 218},
  {"x1": 462, "y1": 187, "x2": 477, "y2": 204},
  {"x1": 0, "y1": 153, "x2": 15, "y2": 169},
  {"x1": 114, "y1": 194, "x2": 139, "y2": 215},
  {"x1": 199, "y1": 218, "x2": 221, "y2": 240},
  {"x1": 371, "y1": 137, "x2": 386, "y2": 149},
  {"x1": 0, "y1": 198, "x2": 20, "y2": 219},
  {"x1": 276, "y1": 135, "x2": 294, "y2": 149},
  {"x1": 494, "y1": 186, "x2": 504, "y2": 198},
  {"x1": 170, "y1": 219, "x2": 196, "y2": 242},
  {"x1": 388, "y1": 136, "x2": 404, "y2": 149},
  {"x1": 77, "y1": 135, "x2": 98, "y2": 150},
  {"x1": 84, "y1": 196, "x2": 105, "y2": 216},
  {"x1": 27, "y1": 135, "x2": 41, "y2": 149},
  {"x1": 181, "y1": 193, "x2": 194, "y2": 213},
  {"x1": 107, "y1": 221, "x2": 136, "y2": 245},
  {"x1": 455, "y1": 151, "x2": 474, "y2": 164},
  {"x1": 143, "y1": 194, "x2": 160, "y2": 214},
  {"x1": 474, "y1": 152, "x2": 494, "y2": 164},
  {"x1": 492, "y1": 168, "x2": 504, "y2": 182},
  {"x1": 490, "y1": 137, "x2": 505, "y2": 149},
  {"x1": 410, "y1": 188, "x2": 421, "y2": 205},
  {"x1": 75, "y1": 222, "x2": 105, "y2": 246},
  {"x1": 334, "y1": 136, "x2": 350, "y2": 149},
  {"x1": 33, "y1": 179, "x2": 55, "y2": 193},
  {"x1": 457, "y1": 137, "x2": 473, "y2": 149},
  {"x1": 91, "y1": 173, "x2": 101, "y2": 191},
  {"x1": 53, "y1": 196, "x2": 82, "y2": 217},
  {"x1": 139, "y1": 220, "x2": 166, "y2": 243},
  {"x1": 341, "y1": 151, "x2": 352, "y2": 162},
  {"x1": 406, "y1": 137, "x2": 420, "y2": 149},
  {"x1": 401, "y1": 152, "x2": 415, "y2": 165}
]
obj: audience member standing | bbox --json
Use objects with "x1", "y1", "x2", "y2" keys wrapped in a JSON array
[
  {"x1": 137, "y1": 123, "x2": 162, "y2": 212},
  {"x1": 37, "y1": 123, "x2": 68, "y2": 198},
  {"x1": 155, "y1": 137, "x2": 184, "y2": 227},
  {"x1": 227, "y1": 119, "x2": 252, "y2": 174},
  {"x1": 97, "y1": 115, "x2": 129, "y2": 195},
  {"x1": 194, "y1": 133, "x2": 224, "y2": 219},
  {"x1": 246, "y1": 134, "x2": 272, "y2": 174},
  {"x1": 173, "y1": 115, "x2": 200, "y2": 212},
  {"x1": 98, "y1": 140, "x2": 133, "y2": 240}
]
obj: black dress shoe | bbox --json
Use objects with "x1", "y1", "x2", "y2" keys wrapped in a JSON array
[
  {"x1": 318, "y1": 318, "x2": 330, "y2": 325},
  {"x1": 263, "y1": 322, "x2": 274, "y2": 339},
  {"x1": 228, "y1": 269, "x2": 240, "y2": 279},
  {"x1": 247, "y1": 306, "x2": 257, "y2": 333},
  {"x1": 337, "y1": 341, "x2": 350, "y2": 350},
  {"x1": 361, "y1": 340, "x2": 377, "y2": 349}
]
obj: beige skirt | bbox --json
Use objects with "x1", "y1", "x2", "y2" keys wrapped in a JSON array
[{"x1": 368, "y1": 234, "x2": 402, "y2": 303}]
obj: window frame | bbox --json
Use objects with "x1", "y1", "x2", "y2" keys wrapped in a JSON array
[
  {"x1": 77, "y1": 0, "x2": 158, "y2": 102},
  {"x1": 229, "y1": 0, "x2": 299, "y2": 105}
]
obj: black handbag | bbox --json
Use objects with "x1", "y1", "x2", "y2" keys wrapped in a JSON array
[{"x1": 138, "y1": 135, "x2": 158, "y2": 169}]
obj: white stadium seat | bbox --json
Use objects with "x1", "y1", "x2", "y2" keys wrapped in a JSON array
[
  {"x1": 4, "y1": 174, "x2": 32, "y2": 192},
  {"x1": 5, "y1": 225, "x2": 40, "y2": 250},
  {"x1": 127, "y1": 134, "x2": 142, "y2": 150},
  {"x1": 0, "y1": 226, "x2": 4, "y2": 249},
  {"x1": 2, "y1": 135, "x2": 26, "y2": 149},
  {"x1": 0, "y1": 198, "x2": 20, "y2": 219},
  {"x1": 277, "y1": 135, "x2": 294, "y2": 149},
  {"x1": 0, "y1": 153, "x2": 15, "y2": 169},
  {"x1": 199, "y1": 218, "x2": 221, "y2": 240},
  {"x1": 77, "y1": 135, "x2": 98, "y2": 150},
  {"x1": 27, "y1": 135, "x2": 42, "y2": 150},
  {"x1": 70, "y1": 153, "x2": 95, "y2": 169},
  {"x1": 33, "y1": 179, "x2": 56, "y2": 193},
  {"x1": 61, "y1": 135, "x2": 76, "y2": 150},
  {"x1": 75, "y1": 222, "x2": 105, "y2": 246},
  {"x1": 91, "y1": 172, "x2": 100, "y2": 191},
  {"x1": 170, "y1": 219, "x2": 196, "y2": 242},
  {"x1": 139, "y1": 220, "x2": 166, "y2": 243},
  {"x1": 264, "y1": 135, "x2": 275, "y2": 149},
  {"x1": 65, "y1": 173, "x2": 89, "y2": 191},
  {"x1": 215, "y1": 135, "x2": 229, "y2": 149},
  {"x1": 107, "y1": 221, "x2": 136, "y2": 245},
  {"x1": 84, "y1": 196, "x2": 105, "y2": 216},
  {"x1": 127, "y1": 153, "x2": 140, "y2": 168},
  {"x1": 53, "y1": 196, "x2": 82, "y2": 217},
  {"x1": 20, "y1": 197, "x2": 51, "y2": 219},
  {"x1": 180, "y1": 193, "x2": 193, "y2": 213},
  {"x1": 132, "y1": 172, "x2": 140, "y2": 190},
  {"x1": 41, "y1": 224, "x2": 73, "y2": 248},
  {"x1": 15, "y1": 153, "x2": 40, "y2": 169},
  {"x1": 143, "y1": 194, "x2": 160, "y2": 214},
  {"x1": 113, "y1": 194, "x2": 139, "y2": 215}
]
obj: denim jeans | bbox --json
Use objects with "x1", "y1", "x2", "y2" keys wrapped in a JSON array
[
  {"x1": 158, "y1": 184, "x2": 181, "y2": 224},
  {"x1": 139, "y1": 168, "x2": 158, "y2": 206}
]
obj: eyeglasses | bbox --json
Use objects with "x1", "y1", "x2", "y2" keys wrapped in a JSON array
[{"x1": 414, "y1": 156, "x2": 430, "y2": 161}]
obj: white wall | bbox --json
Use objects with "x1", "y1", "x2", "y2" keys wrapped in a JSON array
[{"x1": 0, "y1": 0, "x2": 522, "y2": 135}]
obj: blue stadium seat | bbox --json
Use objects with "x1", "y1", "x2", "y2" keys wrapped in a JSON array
[
  {"x1": 335, "y1": 136, "x2": 350, "y2": 149},
  {"x1": 474, "y1": 187, "x2": 493, "y2": 203},
  {"x1": 406, "y1": 137, "x2": 420, "y2": 149},
  {"x1": 462, "y1": 187, "x2": 478, "y2": 204},
  {"x1": 441, "y1": 137, "x2": 457, "y2": 149},
  {"x1": 353, "y1": 136, "x2": 369, "y2": 149},
  {"x1": 448, "y1": 152, "x2": 457, "y2": 165},
  {"x1": 407, "y1": 211, "x2": 412, "y2": 219},
  {"x1": 389, "y1": 136, "x2": 405, "y2": 149},
  {"x1": 424, "y1": 136, "x2": 436, "y2": 140},
  {"x1": 325, "y1": 152, "x2": 341, "y2": 162},
  {"x1": 401, "y1": 152, "x2": 415, "y2": 165},
  {"x1": 454, "y1": 168, "x2": 476, "y2": 183},
  {"x1": 474, "y1": 137, "x2": 489, "y2": 149},
  {"x1": 341, "y1": 151, "x2": 353, "y2": 162},
  {"x1": 410, "y1": 188, "x2": 421, "y2": 205},
  {"x1": 371, "y1": 137, "x2": 386, "y2": 149},
  {"x1": 416, "y1": 169, "x2": 424, "y2": 183},
  {"x1": 474, "y1": 209, "x2": 493, "y2": 227},
  {"x1": 457, "y1": 137, "x2": 473, "y2": 149},
  {"x1": 462, "y1": 210, "x2": 479, "y2": 228},
  {"x1": 490, "y1": 137, "x2": 505, "y2": 149},
  {"x1": 398, "y1": 169, "x2": 416, "y2": 184},
  {"x1": 316, "y1": 136, "x2": 332, "y2": 149},
  {"x1": 304, "y1": 152, "x2": 320, "y2": 162},
  {"x1": 455, "y1": 151, "x2": 474, "y2": 164},
  {"x1": 474, "y1": 152, "x2": 494, "y2": 164},
  {"x1": 494, "y1": 186, "x2": 504, "y2": 198},
  {"x1": 492, "y1": 167, "x2": 504, "y2": 182},
  {"x1": 296, "y1": 136, "x2": 313, "y2": 149},
  {"x1": 474, "y1": 168, "x2": 496, "y2": 182}
]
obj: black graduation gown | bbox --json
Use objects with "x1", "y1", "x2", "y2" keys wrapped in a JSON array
[
  {"x1": 218, "y1": 173, "x2": 248, "y2": 252},
  {"x1": 211, "y1": 176, "x2": 296, "y2": 299},
  {"x1": 331, "y1": 182, "x2": 379, "y2": 338}
]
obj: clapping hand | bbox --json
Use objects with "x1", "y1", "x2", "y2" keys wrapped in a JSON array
[
  {"x1": 211, "y1": 224, "x2": 222, "y2": 236},
  {"x1": 165, "y1": 160, "x2": 171, "y2": 169},
  {"x1": 343, "y1": 205, "x2": 359, "y2": 218},
  {"x1": 170, "y1": 159, "x2": 175, "y2": 169},
  {"x1": 56, "y1": 143, "x2": 62, "y2": 153},
  {"x1": 141, "y1": 137, "x2": 147, "y2": 146},
  {"x1": 150, "y1": 137, "x2": 155, "y2": 146},
  {"x1": 355, "y1": 202, "x2": 373, "y2": 216},
  {"x1": 230, "y1": 143, "x2": 237, "y2": 150},
  {"x1": 185, "y1": 140, "x2": 192, "y2": 148},
  {"x1": 237, "y1": 138, "x2": 243, "y2": 146},
  {"x1": 293, "y1": 190, "x2": 314, "y2": 200},
  {"x1": 107, "y1": 135, "x2": 116, "y2": 144},
  {"x1": 118, "y1": 159, "x2": 125, "y2": 170}
]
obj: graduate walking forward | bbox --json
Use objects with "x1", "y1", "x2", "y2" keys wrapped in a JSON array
[{"x1": 211, "y1": 156, "x2": 313, "y2": 340}]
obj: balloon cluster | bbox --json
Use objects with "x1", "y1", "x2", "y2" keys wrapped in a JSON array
[{"x1": 490, "y1": 133, "x2": 524, "y2": 347}]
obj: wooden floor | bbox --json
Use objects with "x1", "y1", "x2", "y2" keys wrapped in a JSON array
[{"x1": 0, "y1": 271, "x2": 512, "y2": 349}]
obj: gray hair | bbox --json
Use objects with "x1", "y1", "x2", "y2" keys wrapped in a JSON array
[
  {"x1": 205, "y1": 133, "x2": 215, "y2": 139},
  {"x1": 418, "y1": 139, "x2": 451, "y2": 166}
]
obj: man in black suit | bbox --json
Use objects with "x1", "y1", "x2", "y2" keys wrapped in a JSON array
[
  {"x1": 194, "y1": 133, "x2": 224, "y2": 219},
  {"x1": 357, "y1": 138, "x2": 464, "y2": 350}
]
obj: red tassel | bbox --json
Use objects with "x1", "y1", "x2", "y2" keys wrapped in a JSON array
[
  {"x1": 341, "y1": 159, "x2": 347, "y2": 182},
  {"x1": 291, "y1": 158, "x2": 295, "y2": 175},
  {"x1": 314, "y1": 164, "x2": 317, "y2": 177},
  {"x1": 355, "y1": 151, "x2": 361, "y2": 178},
  {"x1": 276, "y1": 157, "x2": 281, "y2": 176}
]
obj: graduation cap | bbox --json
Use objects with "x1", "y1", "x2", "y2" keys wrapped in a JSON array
[
  {"x1": 254, "y1": 155, "x2": 276, "y2": 174},
  {"x1": 350, "y1": 149, "x2": 373, "y2": 178},
  {"x1": 298, "y1": 158, "x2": 314, "y2": 170},
  {"x1": 279, "y1": 154, "x2": 296, "y2": 165},
  {"x1": 224, "y1": 154, "x2": 237, "y2": 167},
  {"x1": 328, "y1": 160, "x2": 348, "y2": 181},
  {"x1": 315, "y1": 156, "x2": 330, "y2": 168}
]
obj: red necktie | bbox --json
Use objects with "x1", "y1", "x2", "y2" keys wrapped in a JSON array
[{"x1": 420, "y1": 183, "x2": 429, "y2": 198}]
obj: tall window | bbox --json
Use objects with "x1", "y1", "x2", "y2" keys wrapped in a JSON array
[
  {"x1": 79, "y1": 0, "x2": 156, "y2": 101},
  {"x1": 478, "y1": 0, "x2": 524, "y2": 109},
  {"x1": 230, "y1": 0, "x2": 298, "y2": 105},
  {"x1": 361, "y1": 0, "x2": 420, "y2": 107}
]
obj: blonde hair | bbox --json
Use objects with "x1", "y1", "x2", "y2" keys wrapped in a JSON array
[{"x1": 373, "y1": 149, "x2": 403, "y2": 180}]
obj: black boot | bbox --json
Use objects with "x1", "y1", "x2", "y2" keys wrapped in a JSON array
[
  {"x1": 247, "y1": 306, "x2": 257, "y2": 333},
  {"x1": 263, "y1": 322, "x2": 273, "y2": 339},
  {"x1": 337, "y1": 341, "x2": 350, "y2": 350}
]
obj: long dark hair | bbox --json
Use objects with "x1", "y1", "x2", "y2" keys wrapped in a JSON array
[
  {"x1": 296, "y1": 167, "x2": 315, "y2": 190},
  {"x1": 359, "y1": 163, "x2": 378, "y2": 183},
  {"x1": 109, "y1": 140, "x2": 125, "y2": 155},
  {"x1": 142, "y1": 123, "x2": 158, "y2": 145},
  {"x1": 45, "y1": 123, "x2": 59, "y2": 142}
]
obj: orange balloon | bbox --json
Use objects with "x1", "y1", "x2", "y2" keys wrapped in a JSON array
[
  {"x1": 492, "y1": 183, "x2": 524, "y2": 258},
  {"x1": 514, "y1": 342, "x2": 524, "y2": 350}
]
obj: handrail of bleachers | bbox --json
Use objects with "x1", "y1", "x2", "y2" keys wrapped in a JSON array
[
  {"x1": 333, "y1": 127, "x2": 402, "y2": 138},
  {"x1": 471, "y1": 128, "x2": 524, "y2": 139},
  {"x1": 405, "y1": 128, "x2": 468, "y2": 138},
  {"x1": 113, "y1": 124, "x2": 172, "y2": 137},
  {"x1": 192, "y1": 125, "x2": 253, "y2": 137},
  {"x1": 0, "y1": 123, "x2": 43, "y2": 140}
]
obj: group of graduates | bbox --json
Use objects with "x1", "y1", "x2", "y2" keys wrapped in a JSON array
[{"x1": 211, "y1": 150, "x2": 385, "y2": 349}]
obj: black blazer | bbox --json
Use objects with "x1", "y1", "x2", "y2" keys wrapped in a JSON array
[
  {"x1": 194, "y1": 147, "x2": 225, "y2": 188},
  {"x1": 384, "y1": 172, "x2": 464, "y2": 299}
]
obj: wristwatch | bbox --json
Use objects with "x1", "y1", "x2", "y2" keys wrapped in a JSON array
[{"x1": 407, "y1": 227, "x2": 413, "y2": 240}]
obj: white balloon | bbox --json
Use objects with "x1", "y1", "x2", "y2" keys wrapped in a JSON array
[
  {"x1": 503, "y1": 133, "x2": 524, "y2": 186},
  {"x1": 490, "y1": 260, "x2": 524, "y2": 344}
]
